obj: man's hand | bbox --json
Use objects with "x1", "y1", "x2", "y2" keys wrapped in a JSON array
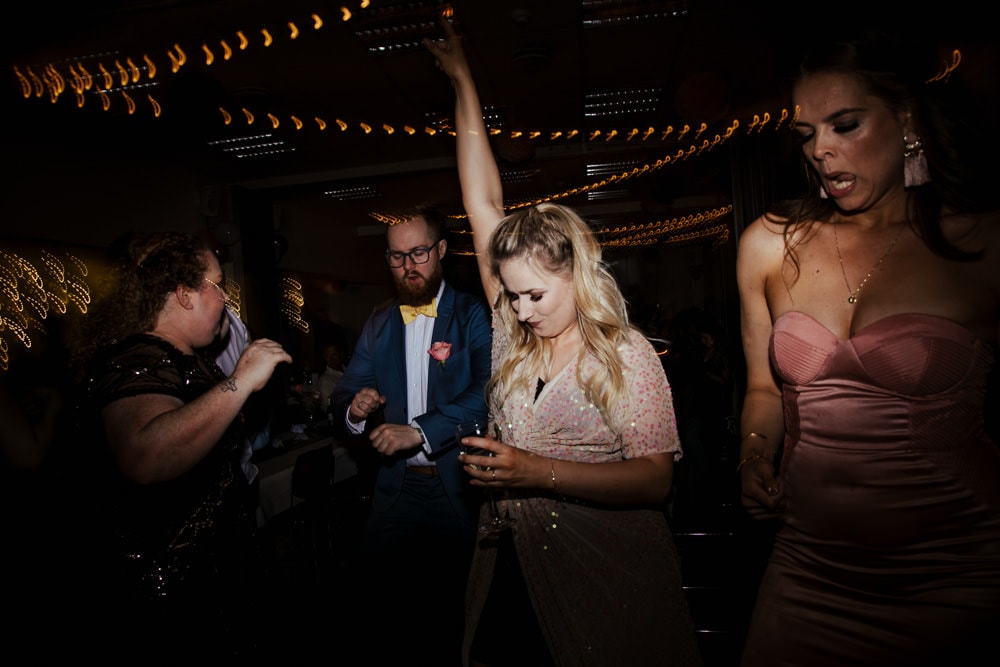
[
  {"x1": 348, "y1": 387, "x2": 386, "y2": 424},
  {"x1": 369, "y1": 423, "x2": 423, "y2": 456}
]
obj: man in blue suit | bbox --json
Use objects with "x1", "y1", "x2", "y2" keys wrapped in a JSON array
[{"x1": 331, "y1": 206, "x2": 491, "y2": 666}]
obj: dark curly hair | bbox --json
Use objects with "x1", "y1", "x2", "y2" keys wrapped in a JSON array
[{"x1": 74, "y1": 231, "x2": 212, "y2": 365}]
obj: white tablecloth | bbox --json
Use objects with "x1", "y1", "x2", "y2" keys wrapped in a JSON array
[{"x1": 255, "y1": 436, "x2": 359, "y2": 526}]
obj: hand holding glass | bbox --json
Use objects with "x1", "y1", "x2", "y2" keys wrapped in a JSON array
[
  {"x1": 457, "y1": 421, "x2": 491, "y2": 468},
  {"x1": 456, "y1": 421, "x2": 515, "y2": 534}
]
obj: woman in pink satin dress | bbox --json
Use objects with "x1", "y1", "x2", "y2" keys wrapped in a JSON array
[{"x1": 737, "y1": 29, "x2": 1000, "y2": 666}]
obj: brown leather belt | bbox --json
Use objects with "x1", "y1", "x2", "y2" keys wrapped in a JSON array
[{"x1": 406, "y1": 465, "x2": 440, "y2": 476}]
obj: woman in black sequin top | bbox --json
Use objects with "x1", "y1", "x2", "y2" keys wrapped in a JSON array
[{"x1": 76, "y1": 231, "x2": 291, "y2": 661}]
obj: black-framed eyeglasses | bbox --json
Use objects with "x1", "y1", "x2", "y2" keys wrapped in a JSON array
[{"x1": 385, "y1": 241, "x2": 439, "y2": 268}]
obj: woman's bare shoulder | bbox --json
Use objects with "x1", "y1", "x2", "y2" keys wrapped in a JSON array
[
  {"x1": 738, "y1": 213, "x2": 792, "y2": 265},
  {"x1": 742, "y1": 212, "x2": 793, "y2": 242}
]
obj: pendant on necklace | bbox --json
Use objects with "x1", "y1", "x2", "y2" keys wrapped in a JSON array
[{"x1": 834, "y1": 222, "x2": 906, "y2": 307}]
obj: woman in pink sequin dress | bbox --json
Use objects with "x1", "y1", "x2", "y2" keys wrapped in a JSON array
[{"x1": 424, "y1": 13, "x2": 701, "y2": 667}]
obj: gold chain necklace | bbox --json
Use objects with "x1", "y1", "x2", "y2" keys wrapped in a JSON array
[{"x1": 833, "y1": 223, "x2": 905, "y2": 304}]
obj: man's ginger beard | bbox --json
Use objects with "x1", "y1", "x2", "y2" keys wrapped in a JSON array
[{"x1": 394, "y1": 258, "x2": 443, "y2": 307}]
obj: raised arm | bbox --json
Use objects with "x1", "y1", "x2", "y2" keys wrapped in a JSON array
[{"x1": 423, "y1": 14, "x2": 505, "y2": 304}]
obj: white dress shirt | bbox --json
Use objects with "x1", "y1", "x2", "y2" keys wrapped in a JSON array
[{"x1": 347, "y1": 281, "x2": 445, "y2": 465}]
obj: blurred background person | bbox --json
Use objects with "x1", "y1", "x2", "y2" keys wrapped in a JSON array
[
  {"x1": 667, "y1": 307, "x2": 738, "y2": 517},
  {"x1": 316, "y1": 338, "x2": 345, "y2": 414}
]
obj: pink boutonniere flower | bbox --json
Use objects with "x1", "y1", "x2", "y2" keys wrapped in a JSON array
[{"x1": 428, "y1": 341, "x2": 452, "y2": 368}]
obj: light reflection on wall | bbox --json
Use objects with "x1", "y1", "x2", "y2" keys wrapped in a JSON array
[
  {"x1": 221, "y1": 276, "x2": 242, "y2": 318},
  {"x1": 280, "y1": 276, "x2": 310, "y2": 334},
  {"x1": 0, "y1": 246, "x2": 91, "y2": 372},
  {"x1": 0, "y1": 241, "x2": 321, "y2": 373}
]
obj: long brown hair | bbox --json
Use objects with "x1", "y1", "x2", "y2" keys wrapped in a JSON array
[{"x1": 769, "y1": 30, "x2": 989, "y2": 281}]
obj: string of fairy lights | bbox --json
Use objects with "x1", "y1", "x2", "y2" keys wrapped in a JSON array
[
  {"x1": 448, "y1": 204, "x2": 734, "y2": 257},
  {"x1": 6, "y1": 3, "x2": 963, "y2": 368},
  {"x1": 10, "y1": 0, "x2": 963, "y2": 212},
  {"x1": 368, "y1": 110, "x2": 784, "y2": 235},
  {"x1": 596, "y1": 205, "x2": 732, "y2": 249},
  {"x1": 12, "y1": 1, "x2": 793, "y2": 244}
]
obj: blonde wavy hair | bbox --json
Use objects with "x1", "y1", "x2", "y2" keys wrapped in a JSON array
[{"x1": 488, "y1": 203, "x2": 633, "y2": 432}]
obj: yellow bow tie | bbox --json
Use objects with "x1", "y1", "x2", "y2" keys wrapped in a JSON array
[{"x1": 400, "y1": 299, "x2": 437, "y2": 325}]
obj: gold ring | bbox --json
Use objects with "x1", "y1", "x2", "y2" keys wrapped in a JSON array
[{"x1": 491, "y1": 469, "x2": 496, "y2": 482}]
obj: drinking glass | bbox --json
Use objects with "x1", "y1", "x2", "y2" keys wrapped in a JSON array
[{"x1": 456, "y1": 421, "x2": 515, "y2": 534}]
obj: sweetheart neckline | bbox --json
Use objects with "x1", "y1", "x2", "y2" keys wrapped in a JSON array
[{"x1": 774, "y1": 311, "x2": 980, "y2": 344}]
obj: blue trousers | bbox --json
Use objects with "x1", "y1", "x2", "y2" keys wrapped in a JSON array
[{"x1": 358, "y1": 471, "x2": 477, "y2": 667}]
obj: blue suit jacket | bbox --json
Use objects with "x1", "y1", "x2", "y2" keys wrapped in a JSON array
[{"x1": 331, "y1": 282, "x2": 492, "y2": 514}]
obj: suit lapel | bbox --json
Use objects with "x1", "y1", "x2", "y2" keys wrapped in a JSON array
[{"x1": 427, "y1": 284, "x2": 454, "y2": 401}]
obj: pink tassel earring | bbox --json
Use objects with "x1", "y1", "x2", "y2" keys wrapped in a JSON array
[
  {"x1": 819, "y1": 184, "x2": 829, "y2": 199},
  {"x1": 904, "y1": 132, "x2": 930, "y2": 187}
]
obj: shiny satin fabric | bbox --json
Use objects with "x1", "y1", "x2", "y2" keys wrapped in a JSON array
[{"x1": 742, "y1": 312, "x2": 1000, "y2": 667}]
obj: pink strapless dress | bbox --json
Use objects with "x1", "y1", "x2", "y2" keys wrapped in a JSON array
[{"x1": 742, "y1": 312, "x2": 1000, "y2": 667}]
